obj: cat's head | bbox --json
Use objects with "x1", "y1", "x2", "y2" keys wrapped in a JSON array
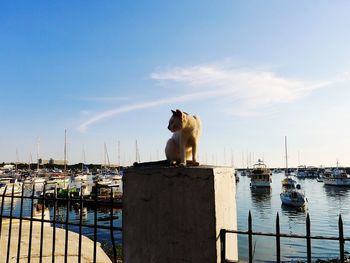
[{"x1": 168, "y1": 109, "x2": 185, "y2": 132}]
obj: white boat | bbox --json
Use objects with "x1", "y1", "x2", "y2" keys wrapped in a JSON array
[
  {"x1": 73, "y1": 173, "x2": 94, "y2": 196},
  {"x1": 280, "y1": 136, "x2": 307, "y2": 208},
  {"x1": 46, "y1": 176, "x2": 70, "y2": 189},
  {"x1": 0, "y1": 178, "x2": 23, "y2": 195},
  {"x1": 33, "y1": 177, "x2": 46, "y2": 184},
  {"x1": 250, "y1": 159, "x2": 272, "y2": 188},
  {"x1": 323, "y1": 164, "x2": 350, "y2": 186},
  {"x1": 280, "y1": 189, "x2": 307, "y2": 207},
  {"x1": 280, "y1": 177, "x2": 307, "y2": 207}
]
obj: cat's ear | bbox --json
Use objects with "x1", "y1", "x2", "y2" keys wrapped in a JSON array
[
  {"x1": 175, "y1": 109, "x2": 183, "y2": 117},
  {"x1": 171, "y1": 110, "x2": 176, "y2": 115}
]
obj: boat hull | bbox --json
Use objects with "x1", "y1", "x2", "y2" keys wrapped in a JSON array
[
  {"x1": 250, "y1": 181, "x2": 271, "y2": 188},
  {"x1": 280, "y1": 191, "x2": 306, "y2": 207},
  {"x1": 324, "y1": 178, "x2": 350, "y2": 186}
]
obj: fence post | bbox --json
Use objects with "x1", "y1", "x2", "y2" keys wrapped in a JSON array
[
  {"x1": 0, "y1": 186, "x2": 8, "y2": 237},
  {"x1": 64, "y1": 186, "x2": 70, "y2": 263},
  {"x1": 6, "y1": 187, "x2": 15, "y2": 263},
  {"x1": 306, "y1": 213, "x2": 311, "y2": 263},
  {"x1": 110, "y1": 186, "x2": 117, "y2": 262},
  {"x1": 339, "y1": 214, "x2": 344, "y2": 263},
  {"x1": 78, "y1": 186, "x2": 83, "y2": 263},
  {"x1": 276, "y1": 212, "x2": 280, "y2": 263},
  {"x1": 16, "y1": 183, "x2": 25, "y2": 263},
  {"x1": 39, "y1": 184, "x2": 46, "y2": 263},
  {"x1": 248, "y1": 210, "x2": 253, "y2": 263},
  {"x1": 52, "y1": 186, "x2": 57, "y2": 263},
  {"x1": 220, "y1": 229, "x2": 226, "y2": 263},
  {"x1": 93, "y1": 184, "x2": 98, "y2": 263},
  {"x1": 28, "y1": 183, "x2": 35, "y2": 263}
]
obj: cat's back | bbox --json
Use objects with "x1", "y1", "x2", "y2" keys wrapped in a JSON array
[
  {"x1": 187, "y1": 114, "x2": 201, "y2": 139},
  {"x1": 193, "y1": 115, "x2": 201, "y2": 125}
]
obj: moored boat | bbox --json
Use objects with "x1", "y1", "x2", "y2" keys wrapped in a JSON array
[
  {"x1": 250, "y1": 159, "x2": 272, "y2": 188},
  {"x1": 323, "y1": 164, "x2": 350, "y2": 186},
  {"x1": 296, "y1": 165, "x2": 307, "y2": 178},
  {"x1": 280, "y1": 136, "x2": 307, "y2": 208},
  {"x1": 0, "y1": 178, "x2": 23, "y2": 195},
  {"x1": 280, "y1": 189, "x2": 307, "y2": 207}
]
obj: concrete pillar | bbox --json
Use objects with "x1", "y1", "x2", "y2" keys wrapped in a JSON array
[{"x1": 123, "y1": 166, "x2": 238, "y2": 263}]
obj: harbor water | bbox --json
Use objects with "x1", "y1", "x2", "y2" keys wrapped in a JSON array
[
  {"x1": 2, "y1": 172, "x2": 350, "y2": 262},
  {"x1": 0, "y1": 187, "x2": 122, "y2": 260},
  {"x1": 237, "y1": 172, "x2": 350, "y2": 262}
]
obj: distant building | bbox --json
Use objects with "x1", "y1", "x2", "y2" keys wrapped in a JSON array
[{"x1": 39, "y1": 159, "x2": 68, "y2": 165}]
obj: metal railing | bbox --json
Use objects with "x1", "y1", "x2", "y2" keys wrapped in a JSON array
[
  {"x1": 220, "y1": 211, "x2": 349, "y2": 263},
  {"x1": 0, "y1": 183, "x2": 122, "y2": 263}
]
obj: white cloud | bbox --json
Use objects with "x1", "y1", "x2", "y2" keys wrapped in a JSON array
[
  {"x1": 78, "y1": 62, "x2": 336, "y2": 132},
  {"x1": 81, "y1": 96, "x2": 131, "y2": 102},
  {"x1": 77, "y1": 92, "x2": 218, "y2": 132},
  {"x1": 151, "y1": 64, "x2": 332, "y2": 113}
]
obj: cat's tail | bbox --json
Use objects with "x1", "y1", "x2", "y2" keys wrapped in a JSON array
[{"x1": 133, "y1": 160, "x2": 174, "y2": 167}]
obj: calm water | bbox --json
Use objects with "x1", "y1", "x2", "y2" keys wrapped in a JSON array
[
  {"x1": 0, "y1": 189, "x2": 122, "y2": 258},
  {"x1": 237, "y1": 172, "x2": 350, "y2": 262},
  {"x1": 2, "y1": 174, "x2": 350, "y2": 262}
]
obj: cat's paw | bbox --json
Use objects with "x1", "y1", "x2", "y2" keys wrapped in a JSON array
[
  {"x1": 178, "y1": 162, "x2": 186, "y2": 167},
  {"x1": 192, "y1": 161, "x2": 199, "y2": 166}
]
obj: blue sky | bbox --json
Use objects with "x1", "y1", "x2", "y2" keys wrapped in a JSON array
[{"x1": 1, "y1": 1, "x2": 350, "y2": 167}]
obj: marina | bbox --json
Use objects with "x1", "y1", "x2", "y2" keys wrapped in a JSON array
[
  {"x1": 2, "y1": 165, "x2": 350, "y2": 261},
  {"x1": 237, "y1": 171, "x2": 350, "y2": 262}
]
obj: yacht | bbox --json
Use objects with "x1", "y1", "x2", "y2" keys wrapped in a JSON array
[
  {"x1": 250, "y1": 159, "x2": 272, "y2": 188},
  {"x1": 323, "y1": 165, "x2": 350, "y2": 186}
]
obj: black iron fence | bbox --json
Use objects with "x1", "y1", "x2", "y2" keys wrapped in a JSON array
[
  {"x1": 220, "y1": 211, "x2": 349, "y2": 263},
  {"x1": 0, "y1": 183, "x2": 122, "y2": 263}
]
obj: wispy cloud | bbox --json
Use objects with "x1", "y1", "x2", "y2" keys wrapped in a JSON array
[
  {"x1": 151, "y1": 64, "x2": 332, "y2": 114},
  {"x1": 80, "y1": 96, "x2": 131, "y2": 102},
  {"x1": 78, "y1": 62, "x2": 336, "y2": 132},
  {"x1": 77, "y1": 91, "x2": 220, "y2": 132}
]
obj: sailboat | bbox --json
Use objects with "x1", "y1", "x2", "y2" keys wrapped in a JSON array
[
  {"x1": 280, "y1": 136, "x2": 307, "y2": 207},
  {"x1": 281, "y1": 137, "x2": 297, "y2": 187}
]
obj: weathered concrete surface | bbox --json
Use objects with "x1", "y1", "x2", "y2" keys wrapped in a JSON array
[
  {"x1": 123, "y1": 166, "x2": 238, "y2": 263},
  {"x1": 0, "y1": 219, "x2": 111, "y2": 263}
]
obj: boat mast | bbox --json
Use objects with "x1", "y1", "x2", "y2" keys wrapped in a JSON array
[
  {"x1": 285, "y1": 136, "x2": 288, "y2": 176},
  {"x1": 117, "y1": 140, "x2": 120, "y2": 167},
  {"x1": 64, "y1": 129, "x2": 67, "y2": 175},
  {"x1": 15, "y1": 148, "x2": 18, "y2": 172},
  {"x1": 223, "y1": 147, "x2": 226, "y2": 166},
  {"x1": 82, "y1": 145, "x2": 86, "y2": 172},
  {"x1": 231, "y1": 148, "x2": 234, "y2": 167},
  {"x1": 29, "y1": 152, "x2": 32, "y2": 170},
  {"x1": 135, "y1": 140, "x2": 140, "y2": 163},
  {"x1": 104, "y1": 143, "x2": 110, "y2": 168},
  {"x1": 241, "y1": 151, "x2": 244, "y2": 169},
  {"x1": 37, "y1": 138, "x2": 40, "y2": 171}
]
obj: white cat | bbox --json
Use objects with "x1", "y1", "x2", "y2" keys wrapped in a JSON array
[{"x1": 165, "y1": 109, "x2": 201, "y2": 166}]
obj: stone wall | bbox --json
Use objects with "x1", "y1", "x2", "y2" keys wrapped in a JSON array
[{"x1": 123, "y1": 166, "x2": 237, "y2": 263}]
